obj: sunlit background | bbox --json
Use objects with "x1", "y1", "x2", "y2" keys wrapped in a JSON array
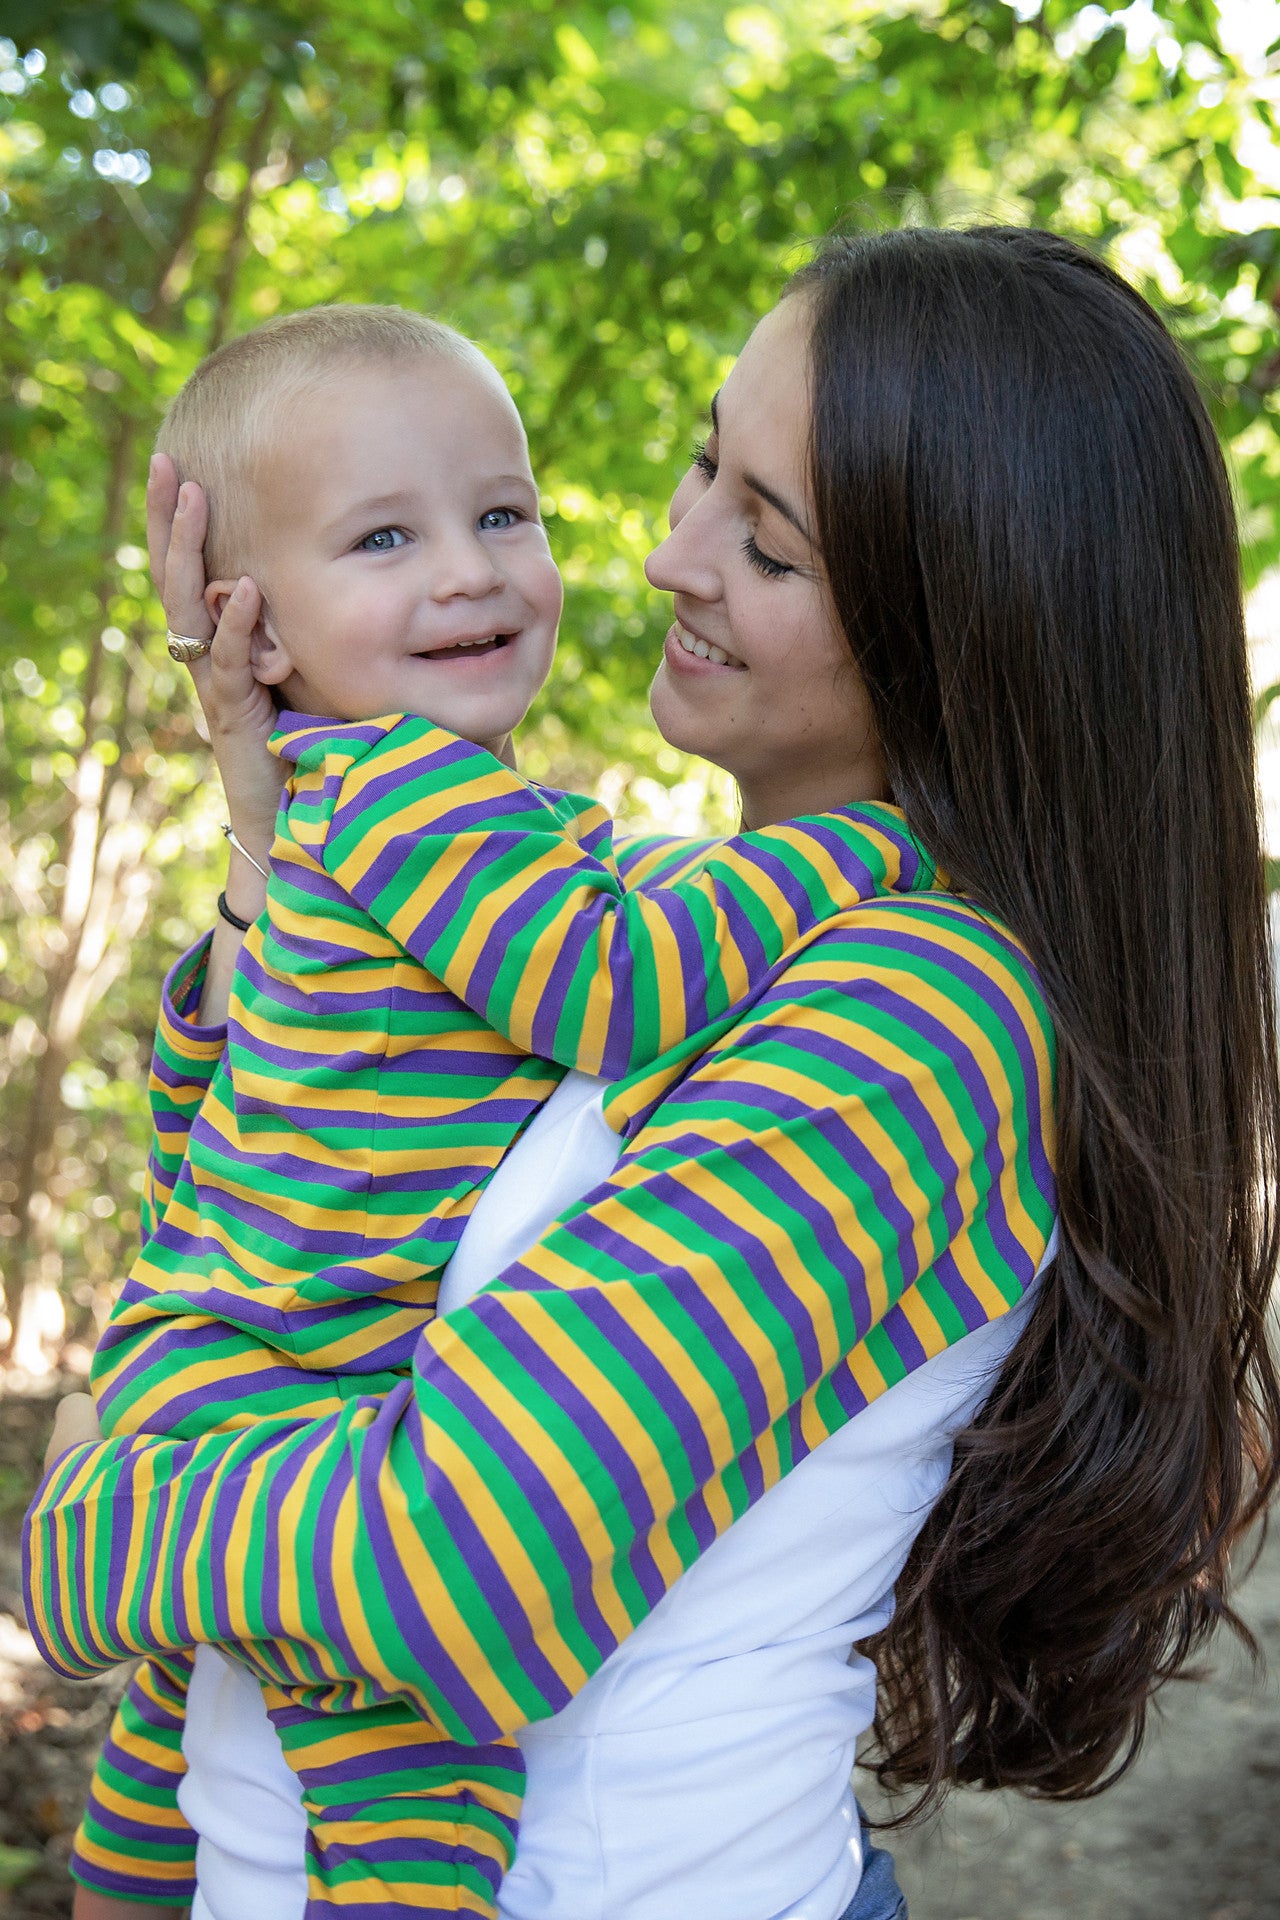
[
  {"x1": 1, "y1": 0, "x2": 1279, "y2": 1379},
  {"x1": 3, "y1": 7, "x2": 1280, "y2": 1915}
]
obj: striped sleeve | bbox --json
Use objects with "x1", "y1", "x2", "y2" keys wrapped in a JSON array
[
  {"x1": 612, "y1": 830, "x2": 722, "y2": 891},
  {"x1": 140, "y1": 937, "x2": 226, "y2": 1243},
  {"x1": 307, "y1": 717, "x2": 934, "y2": 1084},
  {"x1": 23, "y1": 902, "x2": 1056, "y2": 1737}
]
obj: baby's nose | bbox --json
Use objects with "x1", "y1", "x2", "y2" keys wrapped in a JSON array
[{"x1": 430, "y1": 532, "x2": 503, "y2": 598}]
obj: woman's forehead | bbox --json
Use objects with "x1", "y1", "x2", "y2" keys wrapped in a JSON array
[{"x1": 715, "y1": 296, "x2": 813, "y2": 487}]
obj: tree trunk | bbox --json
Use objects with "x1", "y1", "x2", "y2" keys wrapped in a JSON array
[
  {"x1": 207, "y1": 89, "x2": 278, "y2": 353},
  {"x1": 3, "y1": 413, "x2": 135, "y2": 1358},
  {"x1": 1, "y1": 75, "x2": 266, "y2": 1361}
]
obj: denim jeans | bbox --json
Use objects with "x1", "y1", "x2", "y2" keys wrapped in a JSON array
[{"x1": 838, "y1": 1807, "x2": 908, "y2": 1920}]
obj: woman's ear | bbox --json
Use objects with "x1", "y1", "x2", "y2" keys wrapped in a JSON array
[{"x1": 204, "y1": 578, "x2": 292, "y2": 685}]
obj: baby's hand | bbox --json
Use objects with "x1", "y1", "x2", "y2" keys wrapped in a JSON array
[{"x1": 148, "y1": 454, "x2": 283, "y2": 872}]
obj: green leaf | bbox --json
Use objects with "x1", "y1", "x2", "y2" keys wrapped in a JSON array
[
  {"x1": 1213, "y1": 138, "x2": 1247, "y2": 198},
  {"x1": 133, "y1": 0, "x2": 205, "y2": 51}
]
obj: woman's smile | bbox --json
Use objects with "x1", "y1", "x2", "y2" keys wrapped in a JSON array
[{"x1": 664, "y1": 618, "x2": 745, "y2": 670}]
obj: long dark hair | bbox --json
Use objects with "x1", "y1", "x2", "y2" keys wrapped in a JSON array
[{"x1": 791, "y1": 227, "x2": 1280, "y2": 1806}]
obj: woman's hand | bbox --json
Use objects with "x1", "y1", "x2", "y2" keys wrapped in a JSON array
[
  {"x1": 148, "y1": 453, "x2": 282, "y2": 890},
  {"x1": 44, "y1": 1392, "x2": 102, "y2": 1473}
]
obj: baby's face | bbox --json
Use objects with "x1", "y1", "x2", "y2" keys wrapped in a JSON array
[{"x1": 234, "y1": 355, "x2": 562, "y2": 754}]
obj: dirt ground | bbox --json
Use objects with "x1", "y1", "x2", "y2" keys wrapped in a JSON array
[{"x1": 2, "y1": 1375, "x2": 1279, "y2": 1920}]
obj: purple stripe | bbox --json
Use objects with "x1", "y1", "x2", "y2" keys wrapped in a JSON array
[
  {"x1": 548, "y1": 1279, "x2": 720, "y2": 1483},
  {"x1": 87, "y1": 1799, "x2": 185, "y2": 1843},
  {"x1": 527, "y1": 908, "x2": 613, "y2": 1056},
  {"x1": 473, "y1": 1310, "x2": 666, "y2": 1603},
  {"x1": 73, "y1": 1862, "x2": 196, "y2": 1900},
  {"x1": 361, "y1": 828, "x2": 515, "y2": 935},
  {"x1": 926, "y1": 1245, "x2": 993, "y2": 1334},
  {"x1": 95, "y1": 1316, "x2": 245, "y2": 1418},
  {"x1": 151, "y1": 1195, "x2": 371, "y2": 1260},
  {"x1": 569, "y1": 1140, "x2": 875, "y2": 1369},
  {"x1": 828, "y1": 1361, "x2": 873, "y2": 1424},
  {"x1": 274, "y1": 711, "x2": 392, "y2": 761},
  {"x1": 876, "y1": 1295, "x2": 932, "y2": 1365},
  {"x1": 539, "y1": 1179, "x2": 788, "y2": 1431},
  {"x1": 848, "y1": 916, "x2": 1055, "y2": 1213}
]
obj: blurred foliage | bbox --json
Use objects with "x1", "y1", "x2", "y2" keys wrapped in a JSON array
[{"x1": 2, "y1": 0, "x2": 1280, "y2": 1361}]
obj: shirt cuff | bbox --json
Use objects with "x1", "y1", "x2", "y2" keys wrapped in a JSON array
[{"x1": 164, "y1": 932, "x2": 227, "y2": 1041}]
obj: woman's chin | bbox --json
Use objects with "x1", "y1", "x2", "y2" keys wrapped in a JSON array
[{"x1": 648, "y1": 662, "x2": 731, "y2": 767}]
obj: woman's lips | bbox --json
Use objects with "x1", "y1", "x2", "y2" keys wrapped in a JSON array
[{"x1": 664, "y1": 621, "x2": 746, "y2": 672}]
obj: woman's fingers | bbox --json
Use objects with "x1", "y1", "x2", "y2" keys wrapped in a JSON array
[
  {"x1": 162, "y1": 480, "x2": 214, "y2": 643},
  {"x1": 194, "y1": 575, "x2": 287, "y2": 852},
  {"x1": 216, "y1": 575, "x2": 261, "y2": 663},
  {"x1": 44, "y1": 1392, "x2": 102, "y2": 1474},
  {"x1": 145, "y1": 452, "x2": 180, "y2": 600},
  {"x1": 148, "y1": 457, "x2": 213, "y2": 646},
  {"x1": 204, "y1": 577, "x2": 262, "y2": 703},
  {"x1": 186, "y1": 572, "x2": 262, "y2": 713},
  {"x1": 146, "y1": 467, "x2": 284, "y2": 865}
]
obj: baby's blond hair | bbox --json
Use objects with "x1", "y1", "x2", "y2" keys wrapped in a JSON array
[{"x1": 155, "y1": 304, "x2": 491, "y2": 578}]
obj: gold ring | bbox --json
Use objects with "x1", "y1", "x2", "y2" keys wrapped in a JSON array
[{"x1": 166, "y1": 629, "x2": 213, "y2": 663}]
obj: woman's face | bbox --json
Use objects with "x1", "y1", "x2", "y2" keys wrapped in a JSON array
[{"x1": 646, "y1": 293, "x2": 887, "y2": 827}]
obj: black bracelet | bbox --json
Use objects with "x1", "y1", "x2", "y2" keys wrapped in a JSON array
[{"x1": 217, "y1": 889, "x2": 253, "y2": 932}]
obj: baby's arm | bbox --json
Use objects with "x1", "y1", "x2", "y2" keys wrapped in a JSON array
[{"x1": 311, "y1": 716, "x2": 925, "y2": 1084}]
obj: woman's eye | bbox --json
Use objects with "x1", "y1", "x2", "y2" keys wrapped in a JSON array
[
  {"x1": 692, "y1": 438, "x2": 717, "y2": 481},
  {"x1": 741, "y1": 533, "x2": 792, "y2": 579},
  {"x1": 479, "y1": 507, "x2": 521, "y2": 531},
  {"x1": 357, "y1": 527, "x2": 408, "y2": 552}
]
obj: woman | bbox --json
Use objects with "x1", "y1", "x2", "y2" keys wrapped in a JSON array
[{"x1": 30, "y1": 226, "x2": 1280, "y2": 1920}]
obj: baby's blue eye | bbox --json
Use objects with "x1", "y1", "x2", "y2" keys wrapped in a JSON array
[
  {"x1": 357, "y1": 527, "x2": 408, "y2": 552},
  {"x1": 479, "y1": 508, "x2": 520, "y2": 531}
]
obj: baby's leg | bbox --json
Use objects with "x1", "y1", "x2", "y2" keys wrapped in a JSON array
[
  {"x1": 71, "y1": 1652, "x2": 198, "y2": 1909},
  {"x1": 261, "y1": 1686, "x2": 523, "y2": 1918}
]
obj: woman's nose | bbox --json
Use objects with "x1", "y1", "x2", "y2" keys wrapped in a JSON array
[{"x1": 645, "y1": 473, "x2": 720, "y2": 600}]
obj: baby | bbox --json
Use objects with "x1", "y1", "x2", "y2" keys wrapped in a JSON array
[{"x1": 71, "y1": 305, "x2": 912, "y2": 1919}]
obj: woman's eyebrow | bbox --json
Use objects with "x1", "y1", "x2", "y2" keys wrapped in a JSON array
[{"x1": 709, "y1": 390, "x2": 814, "y2": 545}]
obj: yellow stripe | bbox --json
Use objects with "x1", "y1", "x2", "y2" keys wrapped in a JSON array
[
  {"x1": 74, "y1": 1838, "x2": 195, "y2": 1881},
  {"x1": 304, "y1": 1871, "x2": 498, "y2": 1912},
  {"x1": 88, "y1": 1773, "x2": 191, "y2": 1824}
]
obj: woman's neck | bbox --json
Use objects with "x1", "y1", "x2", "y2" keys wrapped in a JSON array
[{"x1": 737, "y1": 758, "x2": 891, "y2": 830}]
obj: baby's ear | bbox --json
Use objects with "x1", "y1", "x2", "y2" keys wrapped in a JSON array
[{"x1": 204, "y1": 578, "x2": 292, "y2": 684}]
